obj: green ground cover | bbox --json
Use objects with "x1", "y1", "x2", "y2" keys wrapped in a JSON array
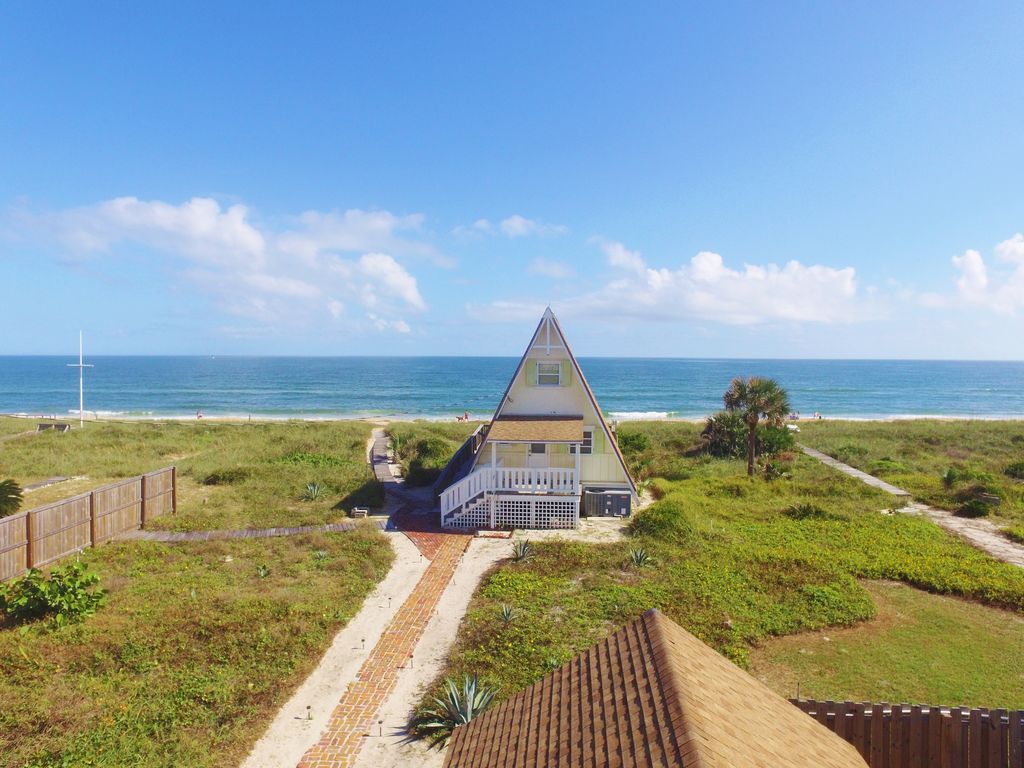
[
  {"x1": 0, "y1": 418, "x2": 382, "y2": 530},
  {"x1": 427, "y1": 421, "x2": 1024, "y2": 711},
  {"x1": 799, "y1": 419, "x2": 1024, "y2": 527},
  {"x1": 386, "y1": 421, "x2": 479, "y2": 486},
  {"x1": 0, "y1": 525, "x2": 393, "y2": 768},
  {"x1": 750, "y1": 581, "x2": 1024, "y2": 707}
]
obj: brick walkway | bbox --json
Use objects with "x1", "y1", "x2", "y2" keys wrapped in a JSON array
[{"x1": 297, "y1": 531, "x2": 471, "y2": 768}]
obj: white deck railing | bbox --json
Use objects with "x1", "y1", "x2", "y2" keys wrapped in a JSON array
[{"x1": 441, "y1": 467, "x2": 578, "y2": 517}]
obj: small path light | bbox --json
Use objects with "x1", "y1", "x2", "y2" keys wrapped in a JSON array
[
  {"x1": 378, "y1": 719, "x2": 384, "y2": 737},
  {"x1": 361, "y1": 638, "x2": 366, "y2": 650},
  {"x1": 306, "y1": 705, "x2": 312, "y2": 721}
]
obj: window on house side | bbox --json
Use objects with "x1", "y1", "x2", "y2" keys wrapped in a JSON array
[
  {"x1": 530, "y1": 443, "x2": 546, "y2": 454},
  {"x1": 537, "y1": 362, "x2": 560, "y2": 386},
  {"x1": 570, "y1": 428, "x2": 593, "y2": 455}
]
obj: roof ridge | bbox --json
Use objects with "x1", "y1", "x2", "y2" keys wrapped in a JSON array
[{"x1": 641, "y1": 609, "x2": 708, "y2": 768}]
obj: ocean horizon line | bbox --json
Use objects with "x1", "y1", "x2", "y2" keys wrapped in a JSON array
[{"x1": 3, "y1": 353, "x2": 1024, "y2": 364}]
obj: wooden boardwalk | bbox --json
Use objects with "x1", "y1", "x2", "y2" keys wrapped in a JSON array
[{"x1": 800, "y1": 444, "x2": 1024, "y2": 568}]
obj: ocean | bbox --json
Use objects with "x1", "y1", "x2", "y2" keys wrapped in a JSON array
[{"x1": 1, "y1": 356, "x2": 1023, "y2": 421}]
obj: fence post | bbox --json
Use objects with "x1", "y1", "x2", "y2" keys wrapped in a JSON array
[
  {"x1": 171, "y1": 466, "x2": 177, "y2": 514},
  {"x1": 139, "y1": 474, "x2": 147, "y2": 527},
  {"x1": 89, "y1": 490, "x2": 97, "y2": 547},
  {"x1": 25, "y1": 511, "x2": 34, "y2": 569}
]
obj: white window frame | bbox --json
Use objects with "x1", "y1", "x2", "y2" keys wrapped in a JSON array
[
  {"x1": 570, "y1": 427, "x2": 594, "y2": 455},
  {"x1": 536, "y1": 361, "x2": 561, "y2": 386}
]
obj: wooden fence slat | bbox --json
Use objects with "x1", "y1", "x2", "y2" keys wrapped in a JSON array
[
  {"x1": 969, "y1": 708, "x2": 983, "y2": 768},
  {"x1": 925, "y1": 712, "x2": 937, "y2": 768},
  {"x1": 872, "y1": 703, "x2": 886, "y2": 768},
  {"x1": 1010, "y1": 711, "x2": 1022, "y2": 768},
  {"x1": 909, "y1": 705, "x2": 922, "y2": 768},
  {"x1": 892, "y1": 704, "x2": 905, "y2": 768},
  {"x1": 993, "y1": 709, "x2": 1007, "y2": 768}
]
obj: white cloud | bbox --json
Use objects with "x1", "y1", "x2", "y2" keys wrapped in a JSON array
[
  {"x1": 499, "y1": 215, "x2": 568, "y2": 238},
  {"x1": 528, "y1": 258, "x2": 573, "y2": 279},
  {"x1": 452, "y1": 218, "x2": 495, "y2": 238},
  {"x1": 472, "y1": 241, "x2": 862, "y2": 326},
  {"x1": 593, "y1": 237, "x2": 645, "y2": 275},
  {"x1": 453, "y1": 214, "x2": 567, "y2": 240},
  {"x1": 367, "y1": 313, "x2": 412, "y2": 333},
  {"x1": 946, "y1": 234, "x2": 1024, "y2": 314},
  {"x1": 10, "y1": 196, "x2": 429, "y2": 332}
]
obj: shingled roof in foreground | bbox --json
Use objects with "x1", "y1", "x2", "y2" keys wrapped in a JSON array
[{"x1": 443, "y1": 609, "x2": 867, "y2": 768}]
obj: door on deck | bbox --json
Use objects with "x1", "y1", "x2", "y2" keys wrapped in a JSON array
[{"x1": 527, "y1": 442, "x2": 548, "y2": 469}]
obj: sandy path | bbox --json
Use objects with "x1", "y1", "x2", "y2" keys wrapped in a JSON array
[
  {"x1": 352, "y1": 536, "x2": 511, "y2": 768},
  {"x1": 240, "y1": 531, "x2": 429, "y2": 768},
  {"x1": 801, "y1": 444, "x2": 1024, "y2": 568}
]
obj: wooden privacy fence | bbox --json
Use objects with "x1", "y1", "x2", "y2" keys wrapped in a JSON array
[
  {"x1": 792, "y1": 699, "x2": 1024, "y2": 767},
  {"x1": 0, "y1": 467, "x2": 176, "y2": 581}
]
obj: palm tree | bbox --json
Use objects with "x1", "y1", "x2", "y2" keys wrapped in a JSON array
[
  {"x1": 722, "y1": 377, "x2": 791, "y2": 477},
  {"x1": 0, "y1": 479, "x2": 23, "y2": 518}
]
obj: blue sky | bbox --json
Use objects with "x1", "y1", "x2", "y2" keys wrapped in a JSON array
[{"x1": 2, "y1": 2, "x2": 1023, "y2": 358}]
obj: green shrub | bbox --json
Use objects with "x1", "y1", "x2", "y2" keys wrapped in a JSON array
[
  {"x1": 200, "y1": 467, "x2": 251, "y2": 485},
  {"x1": 1004, "y1": 461, "x2": 1024, "y2": 480},
  {"x1": 278, "y1": 451, "x2": 343, "y2": 469},
  {"x1": 956, "y1": 499, "x2": 990, "y2": 518},
  {"x1": 617, "y1": 431, "x2": 650, "y2": 455},
  {"x1": 627, "y1": 499, "x2": 695, "y2": 542},
  {"x1": 511, "y1": 540, "x2": 534, "y2": 562},
  {"x1": 701, "y1": 411, "x2": 794, "y2": 459},
  {"x1": 0, "y1": 479, "x2": 22, "y2": 517},
  {"x1": 941, "y1": 468, "x2": 959, "y2": 489},
  {"x1": 783, "y1": 503, "x2": 846, "y2": 521},
  {"x1": 300, "y1": 482, "x2": 324, "y2": 501},
  {"x1": 1004, "y1": 527, "x2": 1024, "y2": 545},
  {"x1": 413, "y1": 675, "x2": 498, "y2": 747},
  {"x1": 0, "y1": 561, "x2": 105, "y2": 626}
]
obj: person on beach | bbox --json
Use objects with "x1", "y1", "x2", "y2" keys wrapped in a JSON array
[{"x1": 196, "y1": 409, "x2": 203, "y2": 420}]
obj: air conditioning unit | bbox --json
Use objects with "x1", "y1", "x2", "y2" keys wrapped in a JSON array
[{"x1": 583, "y1": 489, "x2": 632, "y2": 518}]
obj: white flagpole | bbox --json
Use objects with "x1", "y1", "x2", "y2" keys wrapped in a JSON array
[{"x1": 67, "y1": 331, "x2": 94, "y2": 428}]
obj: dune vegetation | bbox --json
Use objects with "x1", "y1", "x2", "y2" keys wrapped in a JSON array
[
  {"x1": 421, "y1": 420, "x2": 1024, "y2": 711},
  {"x1": 0, "y1": 527, "x2": 393, "y2": 768},
  {"x1": 386, "y1": 420, "x2": 480, "y2": 486},
  {"x1": 0, "y1": 416, "x2": 382, "y2": 530},
  {"x1": 798, "y1": 419, "x2": 1024, "y2": 527}
]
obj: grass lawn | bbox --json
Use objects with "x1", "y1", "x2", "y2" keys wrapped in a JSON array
[
  {"x1": 386, "y1": 421, "x2": 479, "y2": 486},
  {"x1": 798, "y1": 419, "x2": 1024, "y2": 528},
  {"x1": 750, "y1": 581, "x2": 1024, "y2": 708},
  {"x1": 422, "y1": 421, "x2": 1024, "y2": 712},
  {"x1": 0, "y1": 418, "x2": 383, "y2": 531},
  {"x1": 0, "y1": 525, "x2": 393, "y2": 768}
]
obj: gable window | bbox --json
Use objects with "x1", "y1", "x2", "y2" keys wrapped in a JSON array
[
  {"x1": 537, "y1": 362, "x2": 561, "y2": 386},
  {"x1": 570, "y1": 427, "x2": 594, "y2": 455}
]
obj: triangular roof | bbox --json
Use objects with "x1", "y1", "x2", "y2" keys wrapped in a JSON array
[
  {"x1": 477, "y1": 307, "x2": 636, "y2": 498},
  {"x1": 443, "y1": 609, "x2": 867, "y2": 768}
]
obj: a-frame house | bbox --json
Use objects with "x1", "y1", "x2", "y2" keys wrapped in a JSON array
[{"x1": 437, "y1": 308, "x2": 636, "y2": 530}]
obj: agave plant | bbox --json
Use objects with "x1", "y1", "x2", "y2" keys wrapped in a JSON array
[
  {"x1": 255, "y1": 564, "x2": 271, "y2": 578},
  {"x1": 414, "y1": 675, "x2": 498, "y2": 747},
  {"x1": 301, "y1": 482, "x2": 323, "y2": 501},
  {"x1": 0, "y1": 479, "x2": 23, "y2": 518},
  {"x1": 628, "y1": 547, "x2": 655, "y2": 568},
  {"x1": 499, "y1": 604, "x2": 514, "y2": 625},
  {"x1": 510, "y1": 539, "x2": 533, "y2": 563}
]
